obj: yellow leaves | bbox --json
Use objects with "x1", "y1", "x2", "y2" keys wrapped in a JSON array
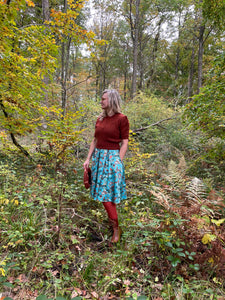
[
  {"x1": 25, "y1": 0, "x2": 35, "y2": 7},
  {"x1": 208, "y1": 257, "x2": 214, "y2": 265},
  {"x1": 213, "y1": 277, "x2": 223, "y2": 285},
  {"x1": 0, "y1": 260, "x2": 6, "y2": 277},
  {"x1": 0, "y1": 196, "x2": 19, "y2": 207},
  {"x1": 165, "y1": 218, "x2": 171, "y2": 226},
  {"x1": 201, "y1": 233, "x2": 216, "y2": 244},
  {"x1": 67, "y1": 0, "x2": 85, "y2": 11},
  {"x1": 0, "y1": 268, "x2": 6, "y2": 277},
  {"x1": 48, "y1": 5, "x2": 99, "y2": 46},
  {"x1": 201, "y1": 219, "x2": 225, "y2": 246},
  {"x1": 86, "y1": 30, "x2": 96, "y2": 39},
  {"x1": 211, "y1": 218, "x2": 225, "y2": 226},
  {"x1": 12, "y1": 199, "x2": 19, "y2": 205},
  {"x1": 0, "y1": 196, "x2": 9, "y2": 205},
  {"x1": 39, "y1": 106, "x2": 85, "y2": 161},
  {"x1": 0, "y1": 131, "x2": 7, "y2": 140}
]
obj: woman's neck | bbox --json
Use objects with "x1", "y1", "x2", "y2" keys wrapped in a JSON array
[{"x1": 105, "y1": 110, "x2": 115, "y2": 117}]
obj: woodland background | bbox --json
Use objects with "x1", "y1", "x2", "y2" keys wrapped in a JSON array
[{"x1": 0, "y1": 0, "x2": 225, "y2": 299}]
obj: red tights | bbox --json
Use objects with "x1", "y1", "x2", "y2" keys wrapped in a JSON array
[{"x1": 103, "y1": 202, "x2": 118, "y2": 220}]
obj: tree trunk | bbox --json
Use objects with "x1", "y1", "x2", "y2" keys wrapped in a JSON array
[
  {"x1": 61, "y1": 0, "x2": 71, "y2": 117},
  {"x1": 95, "y1": 66, "x2": 100, "y2": 99},
  {"x1": 147, "y1": 16, "x2": 163, "y2": 88},
  {"x1": 42, "y1": 0, "x2": 50, "y2": 103},
  {"x1": 0, "y1": 100, "x2": 32, "y2": 159},
  {"x1": 131, "y1": 0, "x2": 140, "y2": 99},
  {"x1": 42, "y1": 0, "x2": 50, "y2": 22},
  {"x1": 197, "y1": 24, "x2": 205, "y2": 94},
  {"x1": 187, "y1": 45, "x2": 195, "y2": 102},
  {"x1": 124, "y1": 71, "x2": 127, "y2": 101},
  {"x1": 61, "y1": 42, "x2": 66, "y2": 115}
]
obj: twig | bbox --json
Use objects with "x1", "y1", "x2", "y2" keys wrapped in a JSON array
[
  {"x1": 66, "y1": 76, "x2": 91, "y2": 91},
  {"x1": 132, "y1": 115, "x2": 177, "y2": 133}
]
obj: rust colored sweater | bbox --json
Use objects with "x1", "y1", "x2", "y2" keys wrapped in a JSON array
[{"x1": 94, "y1": 113, "x2": 129, "y2": 150}]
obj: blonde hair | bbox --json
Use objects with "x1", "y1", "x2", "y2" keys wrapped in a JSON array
[{"x1": 99, "y1": 89, "x2": 121, "y2": 120}]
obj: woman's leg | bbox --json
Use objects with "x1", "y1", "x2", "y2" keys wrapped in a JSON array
[
  {"x1": 103, "y1": 202, "x2": 118, "y2": 220},
  {"x1": 103, "y1": 202, "x2": 122, "y2": 243}
]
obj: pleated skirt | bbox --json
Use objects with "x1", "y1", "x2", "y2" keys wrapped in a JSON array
[{"x1": 90, "y1": 148, "x2": 127, "y2": 204}]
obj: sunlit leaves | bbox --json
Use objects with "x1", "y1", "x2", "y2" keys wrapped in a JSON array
[
  {"x1": 47, "y1": 0, "x2": 96, "y2": 45},
  {"x1": 25, "y1": 0, "x2": 35, "y2": 7},
  {"x1": 0, "y1": 1, "x2": 58, "y2": 137},
  {"x1": 39, "y1": 106, "x2": 85, "y2": 160},
  {"x1": 202, "y1": 233, "x2": 216, "y2": 245},
  {"x1": 0, "y1": 0, "x2": 98, "y2": 143}
]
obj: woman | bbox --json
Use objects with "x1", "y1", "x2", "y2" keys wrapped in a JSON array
[{"x1": 83, "y1": 89, "x2": 129, "y2": 244}]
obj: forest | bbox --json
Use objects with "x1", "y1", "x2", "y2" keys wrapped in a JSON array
[{"x1": 0, "y1": 0, "x2": 225, "y2": 299}]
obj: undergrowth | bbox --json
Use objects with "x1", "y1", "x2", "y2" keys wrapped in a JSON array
[{"x1": 0, "y1": 149, "x2": 225, "y2": 300}]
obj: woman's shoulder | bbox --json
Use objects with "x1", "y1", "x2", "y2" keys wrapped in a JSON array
[
  {"x1": 116, "y1": 113, "x2": 129, "y2": 127},
  {"x1": 116, "y1": 113, "x2": 128, "y2": 119}
]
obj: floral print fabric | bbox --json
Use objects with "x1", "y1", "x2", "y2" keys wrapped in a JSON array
[{"x1": 91, "y1": 148, "x2": 127, "y2": 204}]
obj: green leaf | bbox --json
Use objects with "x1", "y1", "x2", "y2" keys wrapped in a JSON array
[
  {"x1": 56, "y1": 297, "x2": 67, "y2": 300},
  {"x1": 137, "y1": 222, "x2": 144, "y2": 228},
  {"x1": 3, "y1": 282, "x2": 14, "y2": 288},
  {"x1": 71, "y1": 297, "x2": 82, "y2": 300},
  {"x1": 165, "y1": 242, "x2": 173, "y2": 248},
  {"x1": 137, "y1": 296, "x2": 148, "y2": 300},
  {"x1": 171, "y1": 258, "x2": 181, "y2": 267},
  {"x1": 36, "y1": 296, "x2": 48, "y2": 300},
  {"x1": 178, "y1": 252, "x2": 186, "y2": 257}
]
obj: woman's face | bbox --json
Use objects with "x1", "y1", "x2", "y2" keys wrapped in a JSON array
[{"x1": 101, "y1": 92, "x2": 109, "y2": 110}]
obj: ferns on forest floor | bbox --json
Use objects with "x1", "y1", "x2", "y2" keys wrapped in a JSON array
[{"x1": 149, "y1": 156, "x2": 225, "y2": 282}]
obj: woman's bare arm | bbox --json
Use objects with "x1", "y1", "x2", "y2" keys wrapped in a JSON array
[
  {"x1": 83, "y1": 138, "x2": 97, "y2": 169},
  {"x1": 120, "y1": 139, "x2": 128, "y2": 161}
]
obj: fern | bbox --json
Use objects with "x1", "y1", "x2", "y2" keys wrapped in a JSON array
[
  {"x1": 151, "y1": 188, "x2": 171, "y2": 210},
  {"x1": 163, "y1": 157, "x2": 187, "y2": 191},
  {"x1": 186, "y1": 177, "x2": 207, "y2": 204}
]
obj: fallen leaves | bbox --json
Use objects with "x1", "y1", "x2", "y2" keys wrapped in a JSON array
[{"x1": 71, "y1": 288, "x2": 99, "y2": 299}]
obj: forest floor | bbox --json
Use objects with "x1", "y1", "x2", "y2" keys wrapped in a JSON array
[{"x1": 0, "y1": 150, "x2": 225, "y2": 300}]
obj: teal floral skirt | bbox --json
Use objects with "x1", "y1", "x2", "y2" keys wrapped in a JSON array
[{"x1": 90, "y1": 148, "x2": 127, "y2": 204}]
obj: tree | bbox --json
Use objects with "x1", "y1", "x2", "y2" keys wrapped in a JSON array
[
  {"x1": 0, "y1": 0, "x2": 57, "y2": 157},
  {"x1": 130, "y1": 0, "x2": 140, "y2": 99},
  {"x1": 0, "y1": 0, "x2": 98, "y2": 157}
]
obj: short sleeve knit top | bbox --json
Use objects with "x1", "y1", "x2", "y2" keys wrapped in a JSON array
[{"x1": 94, "y1": 113, "x2": 129, "y2": 150}]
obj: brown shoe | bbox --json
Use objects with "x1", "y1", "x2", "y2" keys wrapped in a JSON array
[{"x1": 109, "y1": 218, "x2": 122, "y2": 243}]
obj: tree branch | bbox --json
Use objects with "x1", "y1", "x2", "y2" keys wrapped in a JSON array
[
  {"x1": 0, "y1": 100, "x2": 33, "y2": 160},
  {"x1": 132, "y1": 115, "x2": 177, "y2": 133},
  {"x1": 66, "y1": 76, "x2": 91, "y2": 91}
]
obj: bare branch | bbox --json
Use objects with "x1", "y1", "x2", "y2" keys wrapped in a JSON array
[
  {"x1": 66, "y1": 76, "x2": 91, "y2": 91},
  {"x1": 132, "y1": 115, "x2": 177, "y2": 133}
]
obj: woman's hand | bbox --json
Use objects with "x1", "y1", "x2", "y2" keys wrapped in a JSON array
[
  {"x1": 83, "y1": 159, "x2": 90, "y2": 170},
  {"x1": 120, "y1": 139, "x2": 128, "y2": 161},
  {"x1": 83, "y1": 138, "x2": 97, "y2": 169}
]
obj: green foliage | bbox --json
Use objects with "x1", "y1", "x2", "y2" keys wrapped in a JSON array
[
  {"x1": 0, "y1": 1, "x2": 58, "y2": 136},
  {"x1": 38, "y1": 106, "x2": 85, "y2": 166},
  {"x1": 184, "y1": 50, "x2": 225, "y2": 140},
  {"x1": 203, "y1": 0, "x2": 225, "y2": 29},
  {"x1": 125, "y1": 93, "x2": 174, "y2": 129},
  {"x1": 0, "y1": 148, "x2": 225, "y2": 299},
  {"x1": 182, "y1": 51, "x2": 225, "y2": 185}
]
